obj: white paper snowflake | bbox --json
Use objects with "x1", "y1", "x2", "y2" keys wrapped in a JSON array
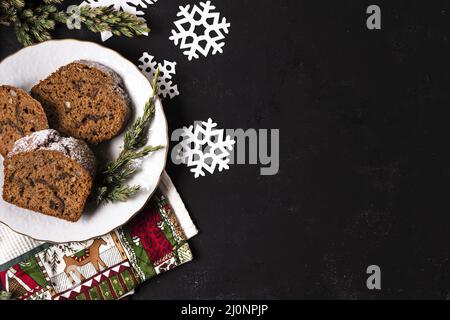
[
  {"x1": 176, "y1": 118, "x2": 235, "y2": 178},
  {"x1": 80, "y1": 0, "x2": 155, "y2": 41},
  {"x1": 138, "y1": 52, "x2": 180, "y2": 99},
  {"x1": 169, "y1": 1, "x2": 231, "y2": 61}
]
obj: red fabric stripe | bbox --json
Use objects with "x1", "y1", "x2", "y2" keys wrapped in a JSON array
[
  {"x1": 95, "y1": 285, "x2": 103, "y2": 300},
  {"x1": 12, "y1": 264, "x2": 40, "y2": 290}
]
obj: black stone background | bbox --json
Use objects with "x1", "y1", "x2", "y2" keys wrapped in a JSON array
[{"x1": 1, "y1": 0, "x2": 450, "y2": 299}]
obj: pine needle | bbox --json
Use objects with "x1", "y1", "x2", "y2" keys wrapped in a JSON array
[
  {"x1": 0, "y1": 0, "x2": 150, "y2": 46},
  {"x1": 124, "y1": 68, "x2": 160, "y2": 152},
  {"x1": 74, "y1": 6, "x2": 150, "y2": 36},
  {"x1": 94, "y1": 69, "x2": 163, "y2": 204}
]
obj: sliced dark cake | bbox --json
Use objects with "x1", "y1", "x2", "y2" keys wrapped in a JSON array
[
  {"x1": 31, "y1": 60, "x2": 131, "y2": 144},
  {"x1": 3, "y1": 129, "x2": 96, "y2": 222},
  {"x1": 0, "y1": 85, "x2": 49, "y2": 157}
]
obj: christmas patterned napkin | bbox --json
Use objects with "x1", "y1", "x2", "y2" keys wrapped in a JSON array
[{"x1": 0, "y1": 172, "x2": 198, "y2": 300}]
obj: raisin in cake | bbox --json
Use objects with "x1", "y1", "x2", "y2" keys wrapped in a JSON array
[
  {"x1": 3, "y1": 129, "x2": 96, "y2": 222},
  {"x1": 0, "y1": 85, "x2": 49, "y2": 157},
  {"x1": 31, "y1": 60, "x2": 131, "y2": 144}
]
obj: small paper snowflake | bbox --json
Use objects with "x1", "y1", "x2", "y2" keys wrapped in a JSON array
[
  {"x1": 138, "y1": 52, "x2": 180, "y2": 99},
  {"x1": 176, "y1": 118, "x2": 235, "y2": 178},
  {"x1": 169, "y1": 1, "x2": 231, "y2": 60},
  {"x1": 80, "y1": 0, "x2": 155, "y2": 41}
]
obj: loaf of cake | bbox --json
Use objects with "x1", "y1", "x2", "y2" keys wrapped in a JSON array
[
  {"x1": 0, "y1": 85, "x2": 49, "y2": 157},
  {"x1": 3, "y1": 129, "x2": 96, "y2": 222},
  {"x1": 31, "y1": 60, "x2": 131, "y2": 144}
]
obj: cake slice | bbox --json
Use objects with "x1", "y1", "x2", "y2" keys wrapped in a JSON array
[
  {"x1": 31, "y1": 60, "x2": 131, "y2": 144},
  {"x1": 0, "y1": 85, "x2": 49, "y2": 157},
  {"x1": 3, "y1": 129, "x2": 96, "y2": 222}
]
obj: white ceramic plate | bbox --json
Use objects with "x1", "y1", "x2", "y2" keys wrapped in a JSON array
[{"x1": 0, "y1": 40, "x2": 168, "y2": 242}]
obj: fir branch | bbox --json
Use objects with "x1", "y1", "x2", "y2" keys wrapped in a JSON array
[
  {"x1": 0, "y1": 1, "x2": 150, "y2": 46},
  {"x1": 96, "y1": 185, "x2": 141, "y2": 203},
  {"x1": 55, "y1": 6, "x2": 150, "y2": 38},
  {"x1": 1, "y1": 0, "x2": 25, "y2": 9},
  {"x1": 0, "y1": 0, "x2": 24, "y2": 25},
  {"x1": 94, "y1": 69, "x2": 163, "y2": 204},
  {"x1": 104, "y1": 145, "x2": 164, "y2": 177},
  {"x1": 0, "y1": 0, "x2": 25, "y2": 18},
  {"x1": 43, "y1": 0, "x2": 64, "y2": 3},
  {"x1": 124, "y1": 69, "x2": 160, "y2": 151},
  {"x1": 13, "y1": 2, "x2": 60, "y2": 46}
]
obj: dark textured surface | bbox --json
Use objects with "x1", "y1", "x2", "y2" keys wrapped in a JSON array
[{"x1": 1, "y1": 0, "x2": 450, "y2": 299}]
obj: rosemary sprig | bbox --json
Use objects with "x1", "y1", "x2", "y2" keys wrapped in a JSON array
[
  {"x1": 96, "y1": 185, "x2": 140, "y2": 203},
  {"x1": 123, "y1": 68, "x2": 160, "y2": 151},
  {"x1": 94, "y1": 69, "x2": 163, "y2": 204}
]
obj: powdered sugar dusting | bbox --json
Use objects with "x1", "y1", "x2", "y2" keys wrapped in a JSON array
[{"x1": 9, "y1": 129, "x2": 96, "y2": 175}]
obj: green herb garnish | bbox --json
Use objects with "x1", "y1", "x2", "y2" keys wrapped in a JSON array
[{"x1": 94, "y1": 69, "x2": 163, "y2": 204}]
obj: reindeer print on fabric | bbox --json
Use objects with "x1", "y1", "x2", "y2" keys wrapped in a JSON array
[
  {"x1": 63, "y1": 238, "x2": 107, "y2": 284},
  {"x1": 0, "y1": 192, "x2": 194, "y2": 300}
]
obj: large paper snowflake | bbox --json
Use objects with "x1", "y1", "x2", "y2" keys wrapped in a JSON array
[
  {"x1": 176, "y1": 118, "x2": 235, "y2": 178},
  {"x1": 169, "y1": 1, "x2": 231, "y2": 61},
  {"x1": 80, "y1": 0, "x2": 155, "y2": 41},
  {"x1": 138, "y1": 52, "x2": 180, "y2": 99}
]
